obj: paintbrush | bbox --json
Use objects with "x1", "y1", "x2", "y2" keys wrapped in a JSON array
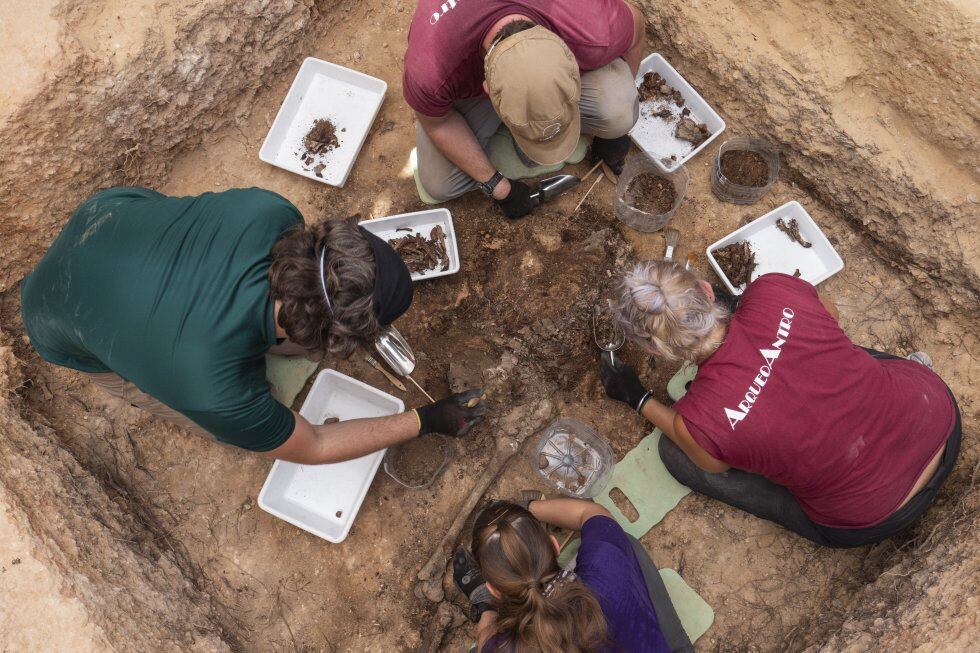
[{"x1": 664, "y1": 228, "x2": 680, "y2": 260}]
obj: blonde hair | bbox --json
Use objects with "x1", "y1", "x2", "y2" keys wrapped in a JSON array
[{"x1": 617, "y1": 260, "x2": 729, "y2": 363}]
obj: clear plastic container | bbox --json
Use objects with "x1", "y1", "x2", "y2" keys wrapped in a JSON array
[
  {"x1": 383, "y1": 434, "x2": 452, "y2": 490},
  {"x1": 615, "y1": 154, "x2": 689, "y2": 233},
  {"x1": 533, "y1": 419, "x2": 615, "y2": 498},
  {"x1": 710, "y1": 137, "x2": 779, "y2": 205}
]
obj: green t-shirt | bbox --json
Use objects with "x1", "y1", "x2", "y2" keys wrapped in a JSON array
[{"x1": 21, "y1": 186, "x2": 303, "y2": 451}]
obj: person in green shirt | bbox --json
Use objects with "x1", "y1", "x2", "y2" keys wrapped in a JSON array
[{"x1": 21, "y1": 186, "x2": 485, "y2": 463}]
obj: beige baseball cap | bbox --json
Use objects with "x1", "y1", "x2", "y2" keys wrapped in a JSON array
[{"x1": 485, "y1": 25, "x2": 581, "y2": 166}]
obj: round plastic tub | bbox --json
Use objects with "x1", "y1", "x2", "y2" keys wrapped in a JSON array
[
  {"x1": 615, "y1": 154, "x2": 689, "y2": 233},
  {"x1": 710, "y1": 136, "x2": 779, "y2": 205},
  {"x1": 383, "y1": 434, "x2": 452, "y2": 490},
  {"x1": 533, "y1": 418, "x2": 615, "y2": 498}
]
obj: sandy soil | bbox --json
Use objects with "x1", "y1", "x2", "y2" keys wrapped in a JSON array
[
  {"x1": 0, "y1": 0, "x2": 976, "y2": 651},
  {"x1": 0, "y1": 490, "x2": 109, "y2": 652}
]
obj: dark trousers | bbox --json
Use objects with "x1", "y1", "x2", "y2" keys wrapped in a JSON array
[
  {"x1": 660, "y1": 349, "x2": 962, "y2": 548},
  {"x1": 628, "y1": 536, "x2": 694, "y2": 653}
]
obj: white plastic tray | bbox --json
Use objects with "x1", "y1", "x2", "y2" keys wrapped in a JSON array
[
  {"x1": 360, "y1": 209, "x2": 460, "y2": 281},
  {"x1": 630, "y1": 53, "x2": 726, "y2": 173},
  {"x1": 259, "y1": 57, "x2": 387, "y2": 187},
  {"x1": 706, "y1": 201, "x2": 844, "y2": 295},
  {"x1": 258, "y1": 369, "x2": 404, "y2": 543}
]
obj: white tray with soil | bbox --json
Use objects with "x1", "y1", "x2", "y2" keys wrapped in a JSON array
[
  {"x1": 258, "y1": 369, "x2": 404, "y2": 543},
  {"x1": 630, "y1": 53, "x2": 726, "y2": 173},
  {"x1": 260, "y1": 57, "x2": 387, "y2": 187},
  {"x1": 360, "y1": 209, "x2": 460, "y2": 281},
  {"x1": 706, "y1": 201, "x2": 844, "y2": 295}
]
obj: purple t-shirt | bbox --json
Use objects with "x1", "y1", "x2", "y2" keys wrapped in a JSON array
[{"x1": 483, "y1": 516, "x2": 669, "y2": 653}]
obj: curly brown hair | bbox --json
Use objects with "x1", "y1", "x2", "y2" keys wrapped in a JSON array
[
  {"x1": 268, "y1": 217, "x2": 379, "y2": 358},
  {"x1": 473, "y1": 502, "x2": 608, "y2": 653}
]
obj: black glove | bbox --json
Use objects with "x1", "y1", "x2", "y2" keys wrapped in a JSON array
[
  {"x1": 598, "y1": 356, "x2": 650, "y2": 412},
  {"x1": 415, "y1": 389, "x2": 487, "y2": 437},
  {"x1": 495, "y1": 180, "x2": 536, "y2": 220},
  {"x1": 590, "y1": 135, "x2": 632, "y2": 176},
  {"x1": 453, "y1": 549, "x2": 495, "y2": 622}
]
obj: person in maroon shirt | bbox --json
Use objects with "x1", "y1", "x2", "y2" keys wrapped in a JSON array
[
  {"x1": 404, "y1": 0, "x2": 646, "y2": 219},
  {"x1": 598, "y1": 260, "x2": 961, "y2": 548}
]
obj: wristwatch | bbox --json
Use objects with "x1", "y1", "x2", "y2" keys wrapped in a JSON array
[{"x1": 478, "y1": 171, "x2": 505, "y2": 197}]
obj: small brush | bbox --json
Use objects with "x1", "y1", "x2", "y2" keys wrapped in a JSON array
[
  {"x1": 664, "y1": 228, "x2": 680, "y2": 261},
  {"x1": 685, "y1": 252, "x2": 696, "y2": 270}
]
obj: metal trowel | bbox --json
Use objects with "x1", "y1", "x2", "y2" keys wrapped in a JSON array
[
  {"x1": 529, "y1": 174, "x2": 581, "y2": 206},
  {"x1": 374, "y1": 325, "x2": 434, "y2": 401}
]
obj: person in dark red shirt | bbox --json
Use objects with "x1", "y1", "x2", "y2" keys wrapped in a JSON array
[
  {"x1": 598, "y1": 261, "x2": 961, "y2": 548},
  {"x1": 403, "y1": 0, "x2": 646, "y2": 219}
]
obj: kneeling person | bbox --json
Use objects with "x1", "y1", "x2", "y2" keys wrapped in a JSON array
[
  {"x1": 406, "y1": 0, "x2": 646, "y2": 218},
  {"x1": 21, "y1": 186, "x2": 485, "y2": 462}
]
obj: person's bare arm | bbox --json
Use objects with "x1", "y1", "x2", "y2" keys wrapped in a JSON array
[
  {"x1": 259, "y1": 411, "x2": 419, "y2": 464},
  {"x1": 623, "y1": 3, "x2": 647, "y2": 75},
  {"x1": 416, "y1": 110, "x2": 511, "y2": 200},
  {"x1": 476, "y1": 610, "x2": 498, "y2": 652},
  {"x1": 641, "y1": 398, "x2": 731, "y2": 473},
  {"x1": 818, "y1": 293, "x2": 839, "y2": 320},
  {"x1": 526, "y1": 497, "x2": 613, "y2": 531}
]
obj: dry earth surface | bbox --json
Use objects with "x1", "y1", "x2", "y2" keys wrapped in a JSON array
[{"x1": 0, "y1": 0, "x2": 977, "y2": 651}]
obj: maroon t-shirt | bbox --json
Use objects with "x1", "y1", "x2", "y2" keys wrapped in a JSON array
[
  {"x1": 403, "y1": 0, "x2": 635, "y2": 117},
  {"x1": 674, "y1": 274, "x2": 955, "y2": 529}
]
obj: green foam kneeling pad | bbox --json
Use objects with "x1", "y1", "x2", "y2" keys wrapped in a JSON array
[
  {"x1": 594, "y1": 431, "x2": 692, "y2": 539},
  {"x1": 265, "y1": 354, "x2": 319, "y2": 408},
  {"x1": 660, "y1": 568, "x2": 714, "y2": 643},
  {"x1": 489, "y1": 127, "x2": 588, "y2": 180},
  {"x1": 667, "y1": 362, "x2": 698, "y2": 402}
]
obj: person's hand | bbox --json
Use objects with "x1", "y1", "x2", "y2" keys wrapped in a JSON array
[
  {"x1": 598, "y1": 356, "x2": 649, "y2": 412},
  {"x1": 494, "y1": 179, "x2": 536, "y2": 219},
  {"x1": 414, "y1": 389, "x2": 487, "y2": 437},
  {"x1": 453, "y1": 549, "x2": 495, "y2": 622},
  {"x1": 517, "y1": 489, "x2": 545, "y2": 512},
  {"x1": 590, "y1": 135, "x2": 632, "y2": 176}
]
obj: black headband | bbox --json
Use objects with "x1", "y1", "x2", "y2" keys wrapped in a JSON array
[{"x1": 359, "y1": 226, "x2": 413, "y2": 326}]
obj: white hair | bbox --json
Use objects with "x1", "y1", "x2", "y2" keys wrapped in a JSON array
[{"x1": 617, "y1": 260, "x2": 730, "y2": 363}]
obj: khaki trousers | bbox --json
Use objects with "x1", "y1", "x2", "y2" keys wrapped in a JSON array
[{"x1": 415, "y1": 58, "x2": 639, "y2": 202}]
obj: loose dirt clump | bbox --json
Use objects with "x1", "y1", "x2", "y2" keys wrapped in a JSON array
[
  {"x1": 777, "y1": 217, "x2": 813, "y2": 248},
  {"x1": 626, "y1": 173, "x2": 677, "y2": 215},
  {"x1": 638, "y1": 71, "x2": 684, "y2": 106},
  {"x1": 389, "y1": 225, "x2": 449, "y2": 274},
  {"x1": 675, "y1": 115, "x2": 710, "y2": 146},
  {"x1": 300, "y1": 118, "x2": 341, "y2": 172},
  {"x1": 719, "y1": 149, "x2": 771, "y2": 187},
  {"x1": 714, "y1": 240, "x2": 758, "y2": 287},
  {"x1": 386, "y1": 434, "x2": 450, "y2": 488}
]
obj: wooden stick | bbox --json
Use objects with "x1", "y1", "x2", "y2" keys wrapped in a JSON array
[
  {"x1": 579, "y1": 160, "x2": 603, "y2": 184},
  {"x1": 407, "y1": 374, "x2": 435, "y2": 402},
  {"x1": 573, "y1": 173, "x2": 604, "y2": 212},
  {"x1": 558, "y1": 530, "x2": 577, "y2": 552}
]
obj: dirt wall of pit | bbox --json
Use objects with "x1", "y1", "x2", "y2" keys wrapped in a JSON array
[
  {"x1": 0, "y1": 0, "x2": 351, "y2": 292},
  {"x1": 0, "y1": 0, "x2": 349, "y2": 648}
]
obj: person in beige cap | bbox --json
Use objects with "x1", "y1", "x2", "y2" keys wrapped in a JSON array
[{"x1": 404, "y1": 1, "x2": 646, "y2": 218}]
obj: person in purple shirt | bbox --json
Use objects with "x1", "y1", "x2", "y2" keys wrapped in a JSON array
[{"x1": 453, "y1": 497, "x2": 693, "y2": 652}]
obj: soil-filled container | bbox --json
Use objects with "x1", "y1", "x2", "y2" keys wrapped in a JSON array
[
  {"x1": 615, "y1": 154, "x2": 689, "y2": 233},
  {"x1": 383, "y1": 433, "x2": 452, "y2": 490},
  {"x1": 710, "y1": 137, "x2": 779, "y2": 205},
  {"x1": 534, "y1": 419, "x2": 615, "y2": 498}
]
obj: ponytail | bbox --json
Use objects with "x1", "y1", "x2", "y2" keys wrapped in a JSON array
[{"x1": 473, "y1": 502, "x2": 608, "y2": 653}]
